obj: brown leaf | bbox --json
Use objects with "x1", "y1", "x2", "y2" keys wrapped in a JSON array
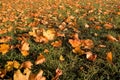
[
  {"x1": 35, "y1": 54, "x2": 46, "y2": 65},
  {"x1": 0, "y1": 36, "x2": 12, "y2": 43},
  {"x1": 0, "y1": 69, "x2": 6, "y2": 78},
  {"x1": 107, "y1": 34, "x2": 118, "y2": 42},
  {"x1": 85, "y1": 52, "x2": 97, "y2": 61},
  {"x1": 52, "y1": 68, "x2": 62, "y2": 80},
  {"x1": 106, "y1": 52, "x2": 113, "y2": 64},
  {"x1": 104, "y1": 23, "x2": 113, "y2": 29},
  {"x1": 21, "y1": 41, "x2": 30, "y2": 51}
]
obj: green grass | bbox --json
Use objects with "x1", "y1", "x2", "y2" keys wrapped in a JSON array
[{"x1": 0, "y1": 0, "x2": 120, "y2": 80}]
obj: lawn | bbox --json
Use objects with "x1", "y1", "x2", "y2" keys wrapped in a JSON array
[{"x1": 0, "y1": 0, "x2": 120, "y2": 80}]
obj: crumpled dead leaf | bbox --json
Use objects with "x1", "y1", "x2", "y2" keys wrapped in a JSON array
[
  {"x1": 0, "y1": 36, "x2": 12, "y2": 43},
  {"x1": 51, "y1": 40, "x2": 62, "y2": 47},
  {"x1": 72, "y1": 47, "x2": 85, "y2": 55},
  {"x1": 107, "y1": 34, "x2": 118, "y2": 42},
  {"x1": 69, "y1": 39, "x2": 81, "y2": 48},
  {"x1": 0, "y1": 44, "x2": 10, "y2": 55},
  {"x1": 0, "y1": 69, "x2": 6, "y2": 78},
  {"x1": 52, "y1": 68, "x2": 62, "y2": 80},
  {"x1": 85, "y1": 51, "x2": 97, "y2": 61},
  {"x1": 35, "y1": 54, "x2": 46, "y2": 65}
]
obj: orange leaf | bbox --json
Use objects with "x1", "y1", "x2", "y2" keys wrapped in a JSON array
[
  {"x1": 106, "y1": 52, "x2": 113, "y2": 64},
  {"x1": 21, "y1": 41, "x2": 29, "y2": 51},
  {"x1": 35, "y1": 54, "x2": 46, "y2": 65},
  {"x1": 52, "y1": 68, "x2": 62, "y2": 80},
  {"x1": 69, "y1": 39, "x2": 81, "y2": 48},
  {"x1": 72, "y1": 47, "x2": 85, "y2": 55},
  {"x1": 21, "y1": 61, "x2": 33, "y2": 69},
  {"x1": 21, "y1": 50, "x2": 29, "y2": 56},
  {"x1": 51, "y1": 40, "x2": 62, "y2": 47},
  {"x1": 0, "y1": 44, "x2": 10, "y2": 55}
]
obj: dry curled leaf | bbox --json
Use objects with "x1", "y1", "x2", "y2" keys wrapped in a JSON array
[
  {"x1": 0, "y1": 36, "x2": 12, "y2": 43},
  {"x1": 51, "y1": 40, "x2": 62, "y2": 47},
  {"x1": 0, "y1": 44, "x2": 10, "y2": 55},
  {"x1": 85, "y1": 52, "x2": 97, "y2": 61},
  {"x1": 0, "y1": 69, "x2": 6, "y2": 78},
  {"x1": 52, "y1": 68, "x2": 62, "y2": 80},
  {"x1": 21, "y1": 61, "x2": 33, "y2": 69},
  {"x1": 106, "y1": 52, "x2": 113, "y2": 64},
  {"x1": 35, "y1": 54, "x2": 46, "y2": 65},
  {"x1": 107, "y1": 34, "x2": 118, "y2": 42},
  {"x1": 104, "y1": 23, "x2": 113, "y2": 29}
]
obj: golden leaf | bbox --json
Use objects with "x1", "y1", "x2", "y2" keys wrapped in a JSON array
[
  {"x1": 0, "y1": 44, "x2": 10, "y2": 55},
  {"x1": 21, "y1": 50, "x2": 29, "y2": 56},
  {"x1": 59, "y1": 55, "x2": 65, "y2": 61},
  {"x1": 21, "y1": 41, "x2": 29, "y2": 51},
  {"x1": 106, "y1": 52, "x2": 113, "y2": 64},
  {"x1": 43, "y1": 28, "x2": 56, "y2": 41},
  {"x1": 35, "y1": 54, "x2": 46, "y2": 65},
  {"x1": 82, "y1": 39, "x2": 94, "y2": 49}
]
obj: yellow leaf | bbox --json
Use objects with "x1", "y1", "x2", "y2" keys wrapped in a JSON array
[
  {"x1": 5, "y1": 61, "x2": 13, "y2": 71},
  {"x1": 59, "y1": 55, "x2": 65, "y2": 61},
  {"x1": 43, "y1": 28, "x2": 56, "y2": 41},
  {"x1": 106, "y1": 52, "x2": 113, "y2": 64},
  {"x1": 13, "y1": 61, "x2": 20, "y2": 69},
  {"x1": 21, "y1": 50, "x2": 29, "y2": 56},
  {"x1": 0, "y1": 44, "x2": 10, "y2": 55}
]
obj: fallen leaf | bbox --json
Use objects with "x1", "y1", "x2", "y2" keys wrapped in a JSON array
[
  {"x1": 14, "y1": 68, "x2": 31, "y2": 80},
  {"x1": 69, "y1": 39, "x2": 81, "y2": 48},
  {"x1": 44, "y1": 49, "x2": 49, "y2": 53},
  {"x1": 0, "y1": 69, "x2": 6, "y2": 78},
  {"x1": 85, "y1": 52, "x2": 97, "y2": 61},
  {"x1": 52, "y1": 68, "x2": 62, "y2": 80},
  {"x1": 0, "y1": 44, "x2": 10, "y2": 55},
  {"x1": 29, "y1": 70, "x2": 46, "y2": 80},
  {"x1": 5, "y1": 61, "x2": 20, "y2": 71},
  {"x1": 35, "y1": 54, "x2": 46, "y2": 65},
  {"x1": 107, "y1": 34, "x2": 118, "y2": 42},
  {"x1": 43, "y1": 28, "x2": 56, "y2": 41},
  {"x1": 59, "y1": 55, "x2": 65, "y2": 61},
  {"x1": 104, "y1": 23, "x2": 113, "y2": 29},
  {"x1": 21, "y1": 41, "x2": 30, "y2": 51},
  {"x1": 51, "y1": 40, "x2": 62, "y2": 47},
  {"x1": 0, "y1": 36, "x2": 12, "y2": 43},
  {"x1": 72, "y1": 47, "x2": 85, "y2": 55},
  {"x1": 21, "y1": 50, "x2": 29, "y2": 56},
  {"x1": 21, "y1": 61, "x2": 33, "y2": 69},
  {"x1": 82, "y1": 39, "x2": 94, "y2": 49},
  {"x1": 106, "y1": 52, "x2": 113, "y2": 64}
]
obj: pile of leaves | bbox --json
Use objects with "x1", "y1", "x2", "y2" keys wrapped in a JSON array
[{"x1": 0, "y1": 0, "x2": 120, "y2": 80}]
